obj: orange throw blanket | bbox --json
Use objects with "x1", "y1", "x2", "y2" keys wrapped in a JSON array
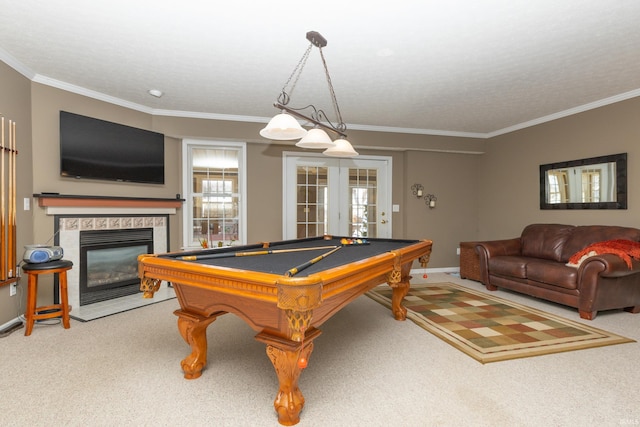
[{"x1": 568, "y1": 239, "x2": 640, "y2": 269}]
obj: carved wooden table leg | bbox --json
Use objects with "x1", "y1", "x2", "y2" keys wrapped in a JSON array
[
  {"x1": 267, "y1": 343, "x2": 312, "y2": 426},
  {"x1": 386, "y1": 253, "x2": 431, "y2": 321},
  {"x1": 386, "y1": 262, "x2": 411, "y2": 321},
  {"x1": 390, "y1": 281, "x2": 410, "y2": 321},
  {"x1": 256, "y1": 329, "x2": 321, "y2": 426},
  {"x1": 140, "y1": 277, "x2": 162, "y2": 298},
  {"x1": 174, "y1": 309, "x2": 222, "y2": 379}
]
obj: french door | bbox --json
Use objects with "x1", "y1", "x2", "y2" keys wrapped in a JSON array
[{"x1": 283, "y1": 153, "x2": 392, "y2": 239}]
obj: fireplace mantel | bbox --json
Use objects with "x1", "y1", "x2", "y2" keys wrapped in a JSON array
[{"x1": 34, "y1": 194, "x2": 184, "y2": 215}]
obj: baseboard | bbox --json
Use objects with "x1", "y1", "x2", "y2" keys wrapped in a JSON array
[
  {"x1": 411, "y1": 267, "x2": 459, "y2": 275},
  {"x1": 0, "y1": 316, "x2": 22, "y2": 330},
  {"x1": 0, "y1": 317, "x2": 24, "y2": 337}
]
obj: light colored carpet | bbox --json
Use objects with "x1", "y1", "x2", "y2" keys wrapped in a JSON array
[
  {"x1": 1, "y1": 273, "x2": 640, "y2": 426},
  {"x1": 367, "y1": 282, "x2": 634, "y2": 363}
]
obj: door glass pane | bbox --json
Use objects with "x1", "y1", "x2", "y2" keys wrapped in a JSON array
[
  {"x1": 349, "y1": 168, "x2": 378, "y2": 238},
  {"x1": 296, "y1": 166, "x2": 328, "y2": 238}
]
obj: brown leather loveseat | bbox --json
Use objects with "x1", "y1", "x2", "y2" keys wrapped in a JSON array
[{"x1": 475, "y1": 224, "x2": 640, "y2": 320}]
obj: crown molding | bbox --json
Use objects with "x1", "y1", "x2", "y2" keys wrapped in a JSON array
[
  {"x1": 151, "y1": 109, "x2": 488, "y2": 139},
  {"x1": 32, "y1": 74, "x2": 155, "y2": 114},
  {"x1": 2, "y1": 52, "x2": 639, "y2": 141},
  {"x1": 487, "y1": 88, "x2": 640, "y2": 138},
  {"x1": 0, "y1": 47, "x2": 35, "y2": 79}
]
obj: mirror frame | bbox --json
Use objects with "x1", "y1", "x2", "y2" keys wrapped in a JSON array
[{"x1": 539, "y1": 153, "x2": 627, "y2": 210}]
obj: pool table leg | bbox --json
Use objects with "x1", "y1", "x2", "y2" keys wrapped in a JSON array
[
  {"x1": 387, "y1": 263, "x2": 412, "y2": 321},
  {"x1": 256, "y1": 329, "x2": 322, "y2": 426},
  {"x1": 140, "y1": 277, "x2": 162, "y2": 298},
  {"x1": 390, "y1": 281, "x2": 410, "y2": 320},
  {"x1": 174, "y1": 309, "x2": 223, "y2": 379}
]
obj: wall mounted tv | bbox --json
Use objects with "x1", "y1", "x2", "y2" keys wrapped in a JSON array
[{"x1": 60, "y1": 111, "x2": 165, "y2": 184}]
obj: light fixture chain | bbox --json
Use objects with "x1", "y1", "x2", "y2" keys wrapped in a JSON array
[
  {"x1": 278, "y1": 44, "x2": 313, "y2": 106},
  {"x1": 319, "y1": 48, "x2": 345, "y2": 132}
]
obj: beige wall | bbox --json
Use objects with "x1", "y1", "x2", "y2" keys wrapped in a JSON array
[
  {"x1": 0, "y1": 62, "x2": 33, "y2": 325},
  {"x1": 148, "y1": 113, "x2": 483, "y2": 263},
  {"x1": 30, "y1": 84, "x2": 182, "y2": 254},
  {"x1": 404, "y1": 150, "x2": 479, "y2": 264},
  {"x1": 22, "y1": 85, "x2": 183, "y2": 311},
  {"x1": 4, "y1": 59, "x2": 640, "y2": 326},
  {"x1": 477, "y1": 96, "x2": 640, "y2": 240}
]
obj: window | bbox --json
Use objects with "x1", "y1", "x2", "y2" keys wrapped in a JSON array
[
  {"x1": 548, "y1": 170, "x2": 569, "y2": 203},
  {"x1": 581, "y1": 169, "x2": 601, "y2": 203},
  {"x1": 182, "y1": 140, "x2": 246, "y2": 249}
]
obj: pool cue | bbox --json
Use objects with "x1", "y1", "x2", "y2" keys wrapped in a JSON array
[
  {"x1": 179, "y1": 245, "x2": 339, "y2": 261},
  {"x1": 0, "y1": 117, "x2": 6, "y2": 280},
  {"x1": 285, "y1": 245, "x2": 342, "y2": 277},
  {"x1": 8, "y1": 121, "x2": 16, "y2": 277}
]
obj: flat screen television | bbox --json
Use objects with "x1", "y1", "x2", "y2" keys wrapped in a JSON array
[{"x1": 60, "y1": 111, "x2": 165, "y2": 184}]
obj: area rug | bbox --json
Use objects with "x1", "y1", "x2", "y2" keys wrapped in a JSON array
[{"x1": 367, "y1": 282, "x2": 634, "y2": 363}]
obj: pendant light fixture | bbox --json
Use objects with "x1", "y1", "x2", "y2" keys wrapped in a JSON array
[
  {"x1": 296, "y1": 127, "x2": 334, "y2": 149},
  {"x1": 323, "y1": 139, "x2": 358, "y2": 157},
  {"x1": 260, "y1": 31, "x2": 358, "y2": 157},
  {"x1": 259, "y1": 113, "x2": 307, "y2": 140}
]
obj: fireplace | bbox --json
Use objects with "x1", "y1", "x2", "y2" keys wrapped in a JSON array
[
  {"x1": 79, "y1": 228, "x2": 154, "y2": 305},
  {"x1": 34, "y1": 195, "x2": 181, "y2": 321},
  {"x1": 53, "y1": 213, "x2": 173, "y2": 320}
]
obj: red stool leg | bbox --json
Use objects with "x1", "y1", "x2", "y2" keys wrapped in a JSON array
[{"x1": 24, "y1": 272, "x2": 38, "y2": 336}]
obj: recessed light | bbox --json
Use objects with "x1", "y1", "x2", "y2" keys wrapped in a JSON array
[{"x1": 148, "y1": 89, "x2": 163, "y2": 98}]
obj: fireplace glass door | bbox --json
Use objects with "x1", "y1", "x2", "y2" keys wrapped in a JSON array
[{"x1": 80, "y1": 228, "x2": 154, "y2": 305}]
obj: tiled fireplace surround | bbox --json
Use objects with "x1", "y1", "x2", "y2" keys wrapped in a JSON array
[{"x1": 38, "y1": 195, "x2": 180, "y2": 321}]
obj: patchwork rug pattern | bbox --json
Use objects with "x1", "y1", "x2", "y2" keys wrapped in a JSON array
[{"x1": 367, "y1": 282, "x2": 634, "y2": 363}]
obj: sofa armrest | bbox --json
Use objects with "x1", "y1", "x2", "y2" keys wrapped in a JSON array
[
  {"x1": 474, "y1": 238, "x2": 521, "y2": 284},
  {"x1": 475, "y1": 238, "x2": 522, "y2": 258},
  {"x1": 579, "y1": 254, "x2": 640, "y2": 278},
  {"x1": 577, "y1": 255, "x2": 640, "y2": 316}
]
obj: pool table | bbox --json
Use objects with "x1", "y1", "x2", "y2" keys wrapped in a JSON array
[{"x1": 138, "y1": 236, "x2": 432, "y2": 426}]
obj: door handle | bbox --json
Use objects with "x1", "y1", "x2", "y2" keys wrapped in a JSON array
[{"x1": 381, "y1": 219, "x2": 388, "y2": 224}]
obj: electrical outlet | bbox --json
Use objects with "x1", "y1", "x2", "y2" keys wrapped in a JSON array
[{"x1": 10, "y1": 283, "x2": 17, "y2": 297}]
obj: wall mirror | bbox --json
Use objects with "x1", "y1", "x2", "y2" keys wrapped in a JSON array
[{"x1": 540, "y1": 153, "x2": 627, "y2": 210}]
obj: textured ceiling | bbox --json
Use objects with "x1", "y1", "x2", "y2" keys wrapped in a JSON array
[{"x1": 1, "y1": 0, "x2": 640, "y2": 138}]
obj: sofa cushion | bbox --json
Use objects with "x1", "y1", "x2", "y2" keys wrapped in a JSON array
[
  {"x1": 526, "y1": 260, "x2": 578, "y2": 289},
  {"x1": 489, "y1": 256, "x2": 529, "y2": 279},
  {"x1": 561, "y1": 225, "x2": 640, "y2": 262},
  {"x1": 521, "y1": 224, "x2": 575, "y2": 262}
]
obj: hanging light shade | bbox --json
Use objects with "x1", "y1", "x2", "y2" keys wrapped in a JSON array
[
  {"x1": 323, "y1": 138, "x2": 358, "y2": 157},
  {"x1": 259, "y1": 113, "x2": 307, "y2": 140},
  {"x1": 296, "y1": 128, "x2": 335, "y2": 149}
]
